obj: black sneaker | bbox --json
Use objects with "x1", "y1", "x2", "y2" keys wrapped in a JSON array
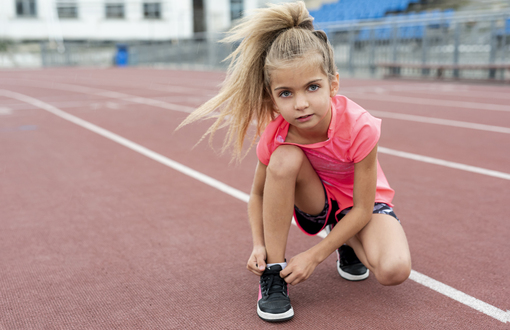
[
  {"x1": 337, "y1": 244, "x2": 369, "y2": 281},
  {"x1": 257, "y1": 265, "x2": 294, "y2": 322},
  {"x1": 324, "y1": 225, "x2": 369, "y2": 281}
]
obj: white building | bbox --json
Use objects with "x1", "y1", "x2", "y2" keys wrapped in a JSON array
[{"x1": 0, "y1": 0, "x2": 267, "y2": 41}]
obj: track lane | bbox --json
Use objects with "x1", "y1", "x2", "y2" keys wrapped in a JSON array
[
  {"x1": 4, "y1": 70, "x2": 510, "y2": 127},
  {"x1": 345, "y1": 96, "x2": 510, "y2": 127},
  {"x1": 1, "y1": 69, "x2": 509, "y2": 327},
  {"x1": 1, "y1": 85, "x2": 508, "y2": 312},
  {"x1": 1, "y1": 90, "x2": 508, "y2": 328},
  {"x1": 0, "y1": 100, "x2": 261, "y2": 329},
  {"x1": 3, "y1": 75, "x2": 510, "y2": 176},
  {"x1": 3, "y1": 80, "x2": 509, "y2": 205}
]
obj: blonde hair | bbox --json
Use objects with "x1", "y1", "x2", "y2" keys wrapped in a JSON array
[{"x1": 177, "y1": 1, "x2": 337, "y2": 160}]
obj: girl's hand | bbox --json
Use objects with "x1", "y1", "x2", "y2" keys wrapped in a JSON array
[
  {"x1": 247, "y1": 245, "x2": 267, "y2": 276},
  {"x1": 280, "y1": 251, "x2": 319, "y2": 285}
]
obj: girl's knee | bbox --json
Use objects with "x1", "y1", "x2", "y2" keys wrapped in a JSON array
[
  {"x1": 267, "y1": 145, "x2": 305, "y2": 179},
  {"x1": 376, "y1": 257, "x2": 411, "y2": 286}
]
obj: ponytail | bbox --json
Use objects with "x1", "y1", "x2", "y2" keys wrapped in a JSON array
[{"x1": 177, "y1": 1, "x2": 337, "y2": 161}]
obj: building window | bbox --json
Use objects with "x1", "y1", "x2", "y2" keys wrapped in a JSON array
[
  {"x1": 231, "y1": 0, "x2": 243, "y2": 21},
  {"x1": 57, "y1": 2, "x2": 78, "y2": 18},
  {"x1": 105, "y1": 3, "x2": 125, "y2": 19},
  {"x1": 193, "y1": 0, "x2": 206, "y2": 33},
  {"x1": 16, "y1": 0, "x2": 37, "y2": 17},
  {"x1": 143, "y1": 2, "x2": 161, "y2": 19}
]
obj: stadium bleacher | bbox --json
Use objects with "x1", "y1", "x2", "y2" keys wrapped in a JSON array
[
  {"x1": 309, "y1": 0, "x2": 456, "y2": 41},
  {"x1": 496, "y1": 17, "x2": 510, "y2": 36},
  {"x1": 309, "y1": 0, "x2": 422, "y2": 23}
]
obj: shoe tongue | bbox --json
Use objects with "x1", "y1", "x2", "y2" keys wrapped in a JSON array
[
  {"x1": 267, "y1": 265, "x2": 282, "y2": 271},
  {"x1": 263, "y1": 267, "x2": 286, "y2": 296}
]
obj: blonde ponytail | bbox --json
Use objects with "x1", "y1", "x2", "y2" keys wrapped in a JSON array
[{"x1": 177, "y1": 1, "x2": 337, "y2": 161}]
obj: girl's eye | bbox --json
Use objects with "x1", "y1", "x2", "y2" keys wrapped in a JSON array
[
  {"x1": 308, "y1": 84, "x2": 319, "y2": 91},
  {"x1": 280, "y1": 91, "x2": 291, "y2": 98}
]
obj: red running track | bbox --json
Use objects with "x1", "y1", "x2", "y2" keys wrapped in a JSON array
[{"x1": 0, "y1": 68, "x2": 509, "y2": 329}]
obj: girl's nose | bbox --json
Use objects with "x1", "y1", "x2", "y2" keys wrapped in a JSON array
[{"x1": 294, "y1": 95, "x2": 309, "y2": 110}]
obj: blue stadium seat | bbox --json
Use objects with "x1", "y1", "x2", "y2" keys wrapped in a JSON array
[
  {"x1": 427, "y1": 9, "x2": 441, "y2": 28},
  {"x1": 309, "y1": 0, "x2": 448, "y2": 42},
  {"x1": 310, "y1": 0, "x2": 414, "y2": 23},
  {"x1": 496, "y1": 17, "x2": 510, "y2": 36},
  {"x1": 442, "y1": 9, "x2": 454, "y2": 28},
  {"x1": 356, "y1": 27, "x2": 372, "y2": 41}
]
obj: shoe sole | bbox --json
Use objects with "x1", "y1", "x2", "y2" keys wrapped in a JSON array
[
  {"x1": 337, "y1": 260, "x2": 369, "y2": 281},
  {"x1": 257, "y1": 305, "x2": 294, "y2": 322}
]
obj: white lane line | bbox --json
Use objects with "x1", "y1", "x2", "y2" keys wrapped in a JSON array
[
  {"x1": 344, "y1": 84, "x2": 510, "y2": 100},
  {"x1": 397, "y1": 84, "x2": 510, "y2": 101},
  {"x1": 393, "y1": 87, "x2": 510, "y2": 101},
  {"x1": 2, "y1": 88, "x2": 507, "y2": 324},
  {"x1": 0, "y1": 89, "x2": 247, "y2": 202},
  {"x1": 0, "y1": 107, "x2": 13, "y2": 115},
  {"x1": 2, "y1": 79, "x2": 196, "y2": 114},
  {"x1": 343, "y1": 91, "x2": 510, "y2": 112},
  {"x1": 410, "y1": 270, "x2": 509, "y2": 324},
  {"x1": 379, "y1": 147, "x2": 510, "y2": 181},
  {"x1": 368, "y1": 110, "x2": 510, "y2": 134}
]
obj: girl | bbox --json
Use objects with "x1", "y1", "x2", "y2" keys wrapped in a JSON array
[{"x1": 178, "y1": 1, "x2": 411, "y2": 323}]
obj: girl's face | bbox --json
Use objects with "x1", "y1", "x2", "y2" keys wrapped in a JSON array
[{"x1": 269, "y1": 58, "x2": 339, "y2": 135}]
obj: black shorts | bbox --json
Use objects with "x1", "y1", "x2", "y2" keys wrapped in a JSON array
[{"x1": 294, "y1": 191, "x2": 399, "y2": 236}]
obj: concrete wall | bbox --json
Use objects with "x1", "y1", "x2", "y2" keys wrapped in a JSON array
[
  {"x1": 0, "y1": 0, "x2": 298, "y2": 41},
  {"x1": 0, "y1": 0, "x2": 194, "y2": 40}
]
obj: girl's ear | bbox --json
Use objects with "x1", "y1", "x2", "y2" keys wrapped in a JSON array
[{"x1": 330, "y1": 72, "x2": 340, "y2": 97}]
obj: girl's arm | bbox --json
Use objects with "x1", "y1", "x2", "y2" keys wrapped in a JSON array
[
  {"x1": 281, "y1": 145, "x2": 378, "y2": 285},
  {"x1": 311, "y1": 144, "x2": 377, "y2": 261},
  {"x1": 246, "y1": 161, "x2": 268, "y2": 276}
]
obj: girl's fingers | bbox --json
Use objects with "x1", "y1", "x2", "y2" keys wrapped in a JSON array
[
  {"x1": 285, "y1": 273, "x2": 297, "y2": 285},
  {"x1": 247, "y1": 255, "x2": 265, "y2": 275},
  {"x1": 247, "y1": 257, "x2": 257, "y2": 272},
  {"x1": 256, "y1": 257, "x2": 266, "y2": 271},
  {"x1": 247, "y1": 247, "x2": 267, "y2": 276},
  {"x1": 281, "y1": 267, "x2": 293, "y2": 283}
]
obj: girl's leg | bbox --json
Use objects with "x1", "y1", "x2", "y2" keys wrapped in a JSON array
[
  {"x1": 263, "y1": 145, "x2": 325, "y2": 264},
  {"x1": 347, "y1": 214, "x2": 411, "y2": 286}
]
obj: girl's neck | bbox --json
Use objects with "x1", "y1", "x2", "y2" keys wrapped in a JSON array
[{"x1": 286, "y1": 107, "x2": 332, "y2": 145}]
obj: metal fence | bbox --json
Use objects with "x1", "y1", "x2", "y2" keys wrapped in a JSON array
[
  {"x1": 322, "y1": 10, "x2": 510, "y2": 80},
  {"x1": 4, "y1": 10, "x2": 510, "y2": 81}
]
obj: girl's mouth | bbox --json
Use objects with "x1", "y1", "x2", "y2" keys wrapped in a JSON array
[{"x1": 296, "y1": 114, "x2": 313, "y2": 122}]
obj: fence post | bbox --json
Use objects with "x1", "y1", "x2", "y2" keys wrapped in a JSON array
[
  {"x1": 501, "y1": 15, "x2": 508, "y2": 80},
  {"x1": 40, "y1": 41, "x2": 47, "y2": 67},
  {"x1": 369, "y1": 27, "x2": 376, "y2": 76},
  {"x1": 65, "y1": 44, "x2": 72, "y2": 66},
  {"x1": 421, "y1": 26, "x2": 429, "y2": 76},
  {"x1": 173, "y1": 39, "x2": 180, "y2": 66},
  {"x1": 348, "y1": 27, "x2": 355, "y2": 76},
  {"x1": 208, "y1": 33, "x2": 217, "y2": 68},
  {"x1": 391, "y1": 23, "x2": 399, "y2": 75},
  {"x1": 489, "y1": 19, "x2": 497, "y2": 79},
  {"x1": 453, "y1": 21, "x2": 460, "y2": 78}
]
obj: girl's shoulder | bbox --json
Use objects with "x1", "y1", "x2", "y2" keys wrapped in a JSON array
[
  {"x1": 260, "y1": 114, "x2": 287, "y2": 142},
  {"x1": 330, "y1": 96, "x2": 381, "y2": 163},
  {"x1": 332, "y1": 95, "x2": 371, "y2": 123},
  {"x1": 331, "y1": 95, "x2": 380, "y2": 140},
  {"x1": 256, "y1": 115, "x2": 288, "y2": 165}
]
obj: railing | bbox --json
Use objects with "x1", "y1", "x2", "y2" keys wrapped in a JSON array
[
  {"x1": 2, "y1": 10, "x2": 509, "y2": 81},
  {"x1": 317, "y1": 10, "x2": 510, "y2": 80}
]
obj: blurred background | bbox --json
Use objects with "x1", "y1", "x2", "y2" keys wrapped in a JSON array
[{"x1": 1, "y1": 0, "x2": 509, "y2": 80}]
